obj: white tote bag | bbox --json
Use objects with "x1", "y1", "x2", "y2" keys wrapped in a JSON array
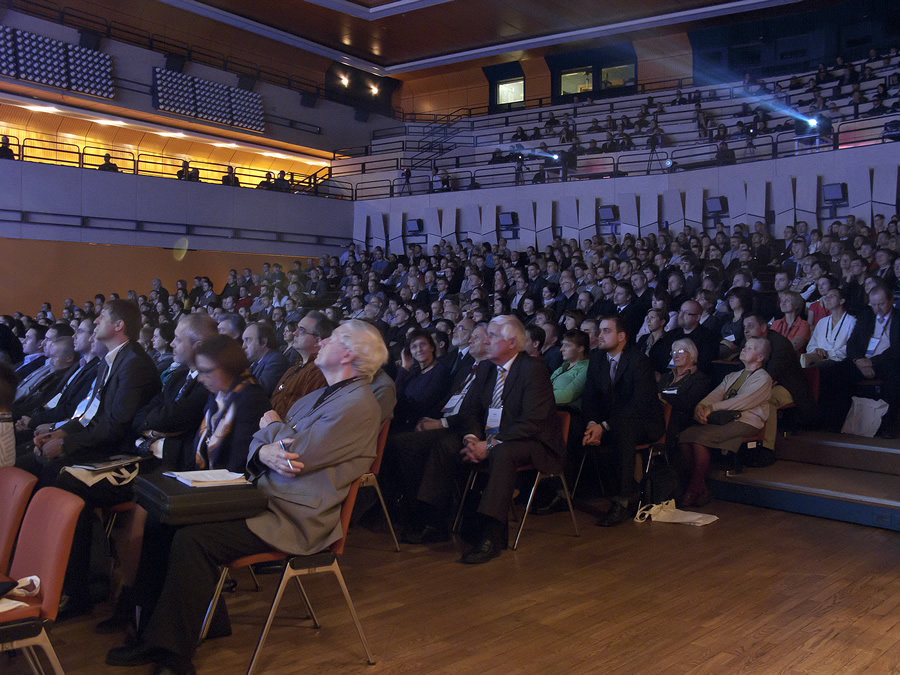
[{"x1": 841, "y1": 396, "x2": 889, "y2": 437}]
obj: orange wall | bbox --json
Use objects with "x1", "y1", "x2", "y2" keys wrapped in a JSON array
[{"x1": 0, "y1": 238, "x2": 314, "y2": 317}]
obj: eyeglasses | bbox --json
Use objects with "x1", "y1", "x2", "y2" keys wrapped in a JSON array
[
  {"x1": 294, "y1": 327, "x2": 317, "y2": 337},
  {"x1": 670, "y1": 349, "x2": 689, "y2": 356}
]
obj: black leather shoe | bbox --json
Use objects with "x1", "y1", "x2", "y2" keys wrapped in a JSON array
[
  {"x1": 402, "y1": 524, "x2": 450, "y2": 545},
  {"x1": 596, "y1": 501, "x2": 634, "y2": 527},
  {"x1": 533, "y1": 494, "x2": 569, "y2": 516},
  {"x1": 459, "y1": 537, "x2": 503, "y2": 564},
  {"x1": 105, "y1": 642, "x2": 165, "y2": 667}
]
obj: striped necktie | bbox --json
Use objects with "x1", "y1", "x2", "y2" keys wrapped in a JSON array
[{"x1": 486, "y1": 366, "x2": 507, "y2": 445}]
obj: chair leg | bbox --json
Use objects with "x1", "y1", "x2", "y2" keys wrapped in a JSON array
[
  {"x1": 23, "y1": 645, "x2": 46, "y2": 675},
  {"x1": 199, "y1": 567, "x2": 229, "y2": 644},
  {"x1": 329, "y1": 561, "x2": 376, "y2": 666},
  {"x1": 558, "y1": 474, "x2": 580, "y2": 538},
  {"x1": 451, "y1": 469, "x2": 477, "y2": 533},
  {"x1": 292, "y1": 577, "x2": 320, "y2": 628},
  {"x1": 104, "y1": 512, "x2": 118, "y2": 541},
  {"x1": 513, "y1": 473, "x2": 541, "y2": 550},
  {"x1": 246, "y1": 569, "x2": 292, "y2": 675},
  {"x1": 33, "y1": 630, "x2": 64, "y2": 675},
  {"x1": 572, "y1": 453, "x2": 587, "y2": 500},
  {"x1": 371, "y1": 476, "x2": 400, "y2": 552},
  {"x1": 247, "y1": 566, "x2": 261, "y2": 592}
]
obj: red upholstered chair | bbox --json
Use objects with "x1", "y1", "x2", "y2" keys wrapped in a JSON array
[
  {"x1": 199, "y1": 476, "x2": 375, "y2": 673},
  {"x1": 358, "y1": 419, "x2": 400, "y2": 551},
  {"x1": 452, "y1": 410, "x2": 580, "y2": 550},
  {"x1": 0, "y1": 467, "x2": 38, "y2": 574},
  {"x1": 0, "y1": 487, "x2": 85, "y2": 674}
]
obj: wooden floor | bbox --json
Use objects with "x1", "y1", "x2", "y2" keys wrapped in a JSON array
[{"x1": 8, "y1": 499, "x2": 900, "y2": 674}]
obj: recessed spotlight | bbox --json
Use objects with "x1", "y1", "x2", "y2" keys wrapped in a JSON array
[
  {"x1": 340, "y1": 76, "x2": 349, "y2": 87},
  {"x1": 370, "y1": 85, "x2": 379, "y2": 95}
]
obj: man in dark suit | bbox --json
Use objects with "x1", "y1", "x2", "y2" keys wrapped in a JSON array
[
  {"x1": 14, "y1": 325, "x2": 48, "y2": 379},
  {"x1": 15, "y1": 319, "x2": 102, "y2": 445},
  {"x1": 834, "y1": 286, "x2": 899, "y2": 437},
  {"x1": 612, "y1": 281, "x2": 644, "y2": 342},
  {"x1": 242, "y1": 321, "x2": 289, "y2": 397},
  {"x1": 660, "y1": 300, "x2": 718, "y2": 375},
  {"x1": 385, "y1": 322, "x2": 489, "y2": 543},
  {"x1": 106, "y1": 320, "x2": 387, "y2": 674},
  {"x1": 742, "y1": 313, "x2": 815, "y2": 448},
  {"x1": 21, "y1": 300, "x2": 161, "y2": 616},
  {"x1": 417, "y1": 316, "x2": 563, "y2": 564},
  {"x1": 446, "y1": 317, "x2": 476, "y2": 390},
  {"x1": 583, "y1": 316, "x2": 665, "y2": 526},
  {"x1": 24, "y1": 300, "x2": 160, "y2": 477},
  {"x1": 132, "y1": 314, "x2": 219, "y2": 470},
  {"x1": 11, "y1": 337, "x2": 77, "y2": 420}
]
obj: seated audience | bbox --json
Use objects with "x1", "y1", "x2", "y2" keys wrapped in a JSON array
[
  {"x1": 802, "y1": 287, "x2": 855, "y2": 367},
  {"x1": 658, "y1": 338, "x2": 714, "y2": 455},
  {"x1": 106, "y1": 320, "x2": 388, "y2": 674},
  {"x1": 678, "y1": 337, "x2": 773, "y2": 506},
  {"x1": 551, "y1": 329, "x2": 589, "y2": 409},
  {"x1": 393, "y1": 329, "x2": 452, "y2": 432},
  {"x1": 771, "y1": 291, "x2": 811, "y2": 353}
]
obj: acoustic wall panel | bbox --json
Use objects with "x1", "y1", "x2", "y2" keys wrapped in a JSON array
[
  {"x1": 535, "y1": 199, "x2": 554, "y2": 248},
  {"x1": 684, "y1": 186, "x2": 705, "y2": 231},
  {"x1": 639, "y1": 191, "x2": 660, "y2": 236},
  {"x1": 795, "y1": 172, "x2": 818, "y2": 228},
  {"x1": 872, "y1": 164, "x2": 899, "y2": 214},
  {"x1": 618, "y1": 193, "x2": 639, "y2": 238},
  {"x1": 662, "y1": 189, "x2": 685, "y2": 231},
  {"x1": 558, "y1": 196, "x2": 579, "y2": 243},
  {"x1": 772, "y1": 175, "x2": 796, "y2": 236},
  {"x1": 746, "y1": 176, "x2": 767, "y2": 224},
  {"x1": 725, "y1": 180, "x2": 748, "y2": 227},
  {"x1": 845, "y1": 163, "x2": 873, "y2": 224}
]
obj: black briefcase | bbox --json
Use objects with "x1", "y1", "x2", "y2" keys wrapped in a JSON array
[{"x1": 133, "y1": 472, "x2": 268, "y2": 526}]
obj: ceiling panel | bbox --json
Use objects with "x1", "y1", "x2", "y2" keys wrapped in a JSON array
[{"x1": 195, "y1": 0, "x2": 757, "y2": 67}]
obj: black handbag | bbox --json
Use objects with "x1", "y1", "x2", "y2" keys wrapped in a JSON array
[{"x1": 707, "y1": 410, "x2": 740, "y2": 425}]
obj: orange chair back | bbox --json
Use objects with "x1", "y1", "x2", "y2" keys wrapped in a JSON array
[
  {"x1": 556, "y1": 410, "x2": 571, "y2": 445},
  {"x1": 367, "y1": 419, "x2": 391, "y2": 476},
  {"x1": 9, "y1": 487, "x2": 84, "y2": 621},
  {"x1": 329, "y1": 477, "x2": 362, "y2": 557},
  {"x1": 0, "y1": 467, "x2": 38, "y2": 574}
]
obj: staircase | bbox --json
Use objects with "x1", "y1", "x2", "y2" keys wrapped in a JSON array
[{"x1": 710, "y1": 431, "x2": 900, "y2": 532}]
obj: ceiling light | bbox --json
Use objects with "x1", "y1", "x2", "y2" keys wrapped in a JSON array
[
  {"x1": 213, "y1": 142, "x2": 238, "y2": 148},
  {"x1": 340, "y1": 76, "x2": 349, "y2": 87},
  {"x1": 25, "y1": 105, "x2": 59, "y2": 113},
  {"x1": 370, "y1": 85, "x2": 379, "y2": 95},
  {"x1": 92, "y1": 119, "x2": 126, "y2": 126},
  {"x1": 156, "y1": 131, "x2": 186, "y2": 138}
]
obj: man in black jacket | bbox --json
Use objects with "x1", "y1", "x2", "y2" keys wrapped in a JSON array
[
  {"x1": 23, "y1": 300, "x2": 160, "y2": 478},
  {"x1": 583, "y1": 316, "x2": 665, "y2": 526},
  {"x1": 132, "y1": 314, "x2": 219, "y2": 469},
  {"x1": 832, "y1": 286, "x2": 899, "y2": 437},
  {"x1": 417, "y1": 316, "x2": 563, "y2": 563}
]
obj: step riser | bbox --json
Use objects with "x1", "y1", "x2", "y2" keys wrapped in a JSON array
[
  {"x1": 775, "y1": 436, "x2": 900, "y2": 476},
  {"x1": 711, "y1": 480, "x2": 900, "y2": 532}
]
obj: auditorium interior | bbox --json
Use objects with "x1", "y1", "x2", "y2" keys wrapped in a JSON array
[{"x1": 2, "y1": 0, "x2": 900, "y2": 672}]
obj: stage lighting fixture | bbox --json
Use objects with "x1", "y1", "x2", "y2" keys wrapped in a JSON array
[
  {"x1": 340, "y1": 75, "x2": 349, "y2": 87},
  {"x1": 370, "y1": 85, "x2": 379, "y2": 95}
]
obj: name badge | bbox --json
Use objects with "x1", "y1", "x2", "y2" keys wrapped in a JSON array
[
  {"x1": 485, "y1": 407, "x2": 503, "y2": 436},
  {"x1": 80, "y1": 396, "x2": 101, "y2": 425},
  {"x1": 662, "y1": 389, "x2": 678, "y2": 395},
  {"x1": 867, "y1": 336, "x2": 880, "y2": 355},
  {"x1": 441, "y1": 394, "x2": 463, "y2": 416}
]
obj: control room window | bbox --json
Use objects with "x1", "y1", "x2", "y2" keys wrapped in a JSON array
[
  {"x1": 497, "y1": 78, "x2": 524, "y2": 105},
  {"x1": 600, "y1": 64, "x2": 636, "y2": 89},
  {"x1": 561, "y1": 68, "x2": 593, "y2": 95}
]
